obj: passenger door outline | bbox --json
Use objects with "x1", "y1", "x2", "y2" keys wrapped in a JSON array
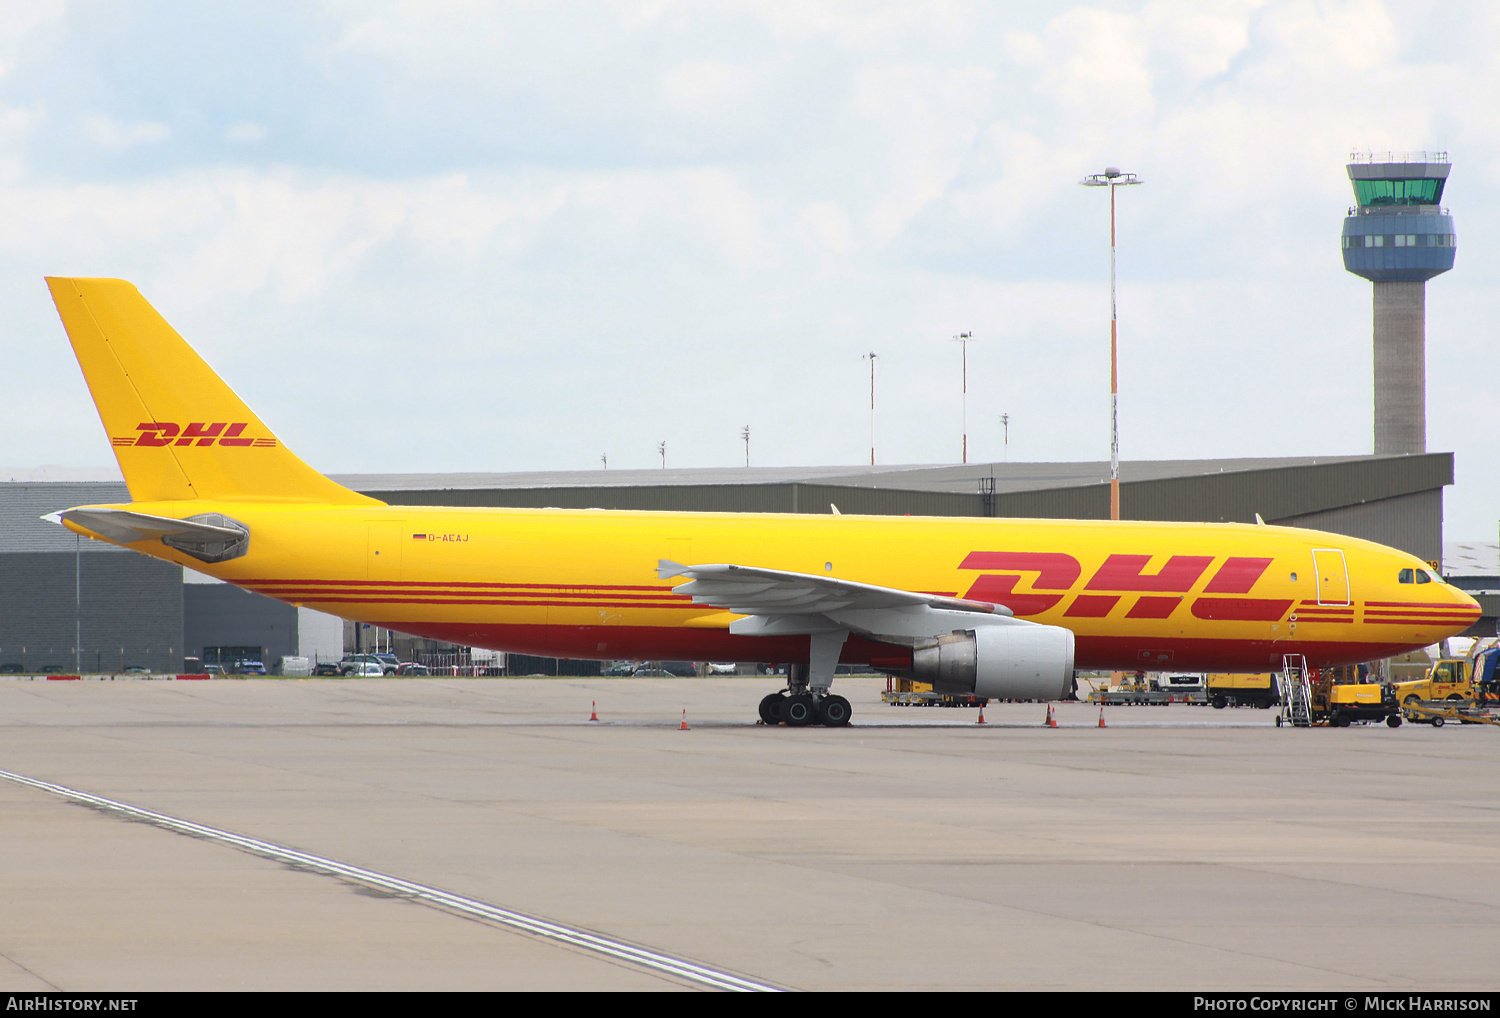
[{"x1": 1311, "y1": 548, "x2": 1350, "y2": 607}]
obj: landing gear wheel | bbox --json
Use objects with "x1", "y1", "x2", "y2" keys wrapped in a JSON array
[
  {"x1": 758, "y1": 692, "x2": 786, "y2": 725},
  {"x1": 783, "y1": 693, "x2": 817, "y2": 727},
  {"x1": 1386, "y1": 714, "x2": 1403, "y2": 728},
  {"x1": 817, "y1": 694, "x2": 852, "y2": 728}
]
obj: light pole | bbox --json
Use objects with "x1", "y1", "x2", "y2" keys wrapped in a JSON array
[
  {"x1": 658, "y1": 441, "x2": 666, "y2": 469},
  {"x1": 1000, "y1": 412, "x2": 1010, "y2": 462},
  {"x1": 862, "y1": 351, "x2": 878, "y2": 465},
  {"x1": 953, "y1": 332, "x2": 973, "y2": 464},
  {"x1": 1080, "y1": 166, "x2": 1142, "y2": 522},
  {"x1": 741, "y1": 425, "x2": 750, "y2": 467}
]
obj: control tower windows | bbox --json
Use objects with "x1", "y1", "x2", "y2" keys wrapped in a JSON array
[
  {"x1": 1355, "y1": 178, "x2": 1445, "y2": 206},
  {"x1": 1341, "y1": 233, "x2": 1453, "y2": 249}
]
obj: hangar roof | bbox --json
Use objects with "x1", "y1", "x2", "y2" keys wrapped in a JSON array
[{"x1": 328, "y1": 454, "x2": 1374, "y2": 496}]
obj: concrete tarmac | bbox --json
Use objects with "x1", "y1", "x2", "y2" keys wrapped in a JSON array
[{"x1": 1, "y1": 676, "x2": 1497, "y2": 991}]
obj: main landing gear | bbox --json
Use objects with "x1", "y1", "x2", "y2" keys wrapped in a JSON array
[{"x1": 758, "y1": 661, "x2": 853, "y2": 728}]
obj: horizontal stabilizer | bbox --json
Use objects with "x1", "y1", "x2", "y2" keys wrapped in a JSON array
[{"x1": 46, "y1": 507, "x2": 249, "y2": 563}]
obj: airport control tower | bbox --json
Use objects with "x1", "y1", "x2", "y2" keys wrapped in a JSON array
[{"x1": 1341, "y1": 152, "x2": 1456, "y2": 455}]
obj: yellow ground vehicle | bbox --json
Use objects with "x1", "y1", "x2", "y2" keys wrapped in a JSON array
[
  {"x1": 1313, "y1": 665, "x2": 1401, "y2": 727},
  {"x1": 1391, "y1": 659, "x2": 1472, "y2": 706},
  {"x1": 1206, "y1": 673, "x2": 1278, "y2": 709},
  {"x1": 881, "y1": 676, "x2": 988, "y2": 708}
]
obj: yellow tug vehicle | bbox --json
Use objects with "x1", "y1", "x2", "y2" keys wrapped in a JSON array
[
  {"x1": 1316, "y1": 666, "x2": 1401, "y2": 727},
  {"x1": 1391, "y1": 657, "x2": 1472, "y2": 707},
  {"x1": 1278, "y1": 660, "x2": 1402, "y2": 728}
]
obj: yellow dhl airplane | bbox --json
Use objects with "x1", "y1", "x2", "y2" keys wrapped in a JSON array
[{"x1": 42, "y1": 277, "x2": 1481, "y2": 727}]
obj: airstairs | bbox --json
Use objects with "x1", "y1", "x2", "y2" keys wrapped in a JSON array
[{"x1": 1277, "y1": 654, "x2": 1313, "y2": 728}]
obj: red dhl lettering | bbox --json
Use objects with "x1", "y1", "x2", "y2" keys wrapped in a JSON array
[
  {"x1": 959, "y1": 551, "x2": 1289, "y2": 620},
  {"x1": 114, "y1": 422, "x2": 273, "y2": 448}
]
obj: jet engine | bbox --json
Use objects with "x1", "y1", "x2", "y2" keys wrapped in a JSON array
[{"x1": 906, "y1": 624, "x2": 1075, "y2": 700}]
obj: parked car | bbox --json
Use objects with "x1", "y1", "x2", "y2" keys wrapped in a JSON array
[
  {"x1": 396, "y1": 662, "x2": 430, "y2": 675},
  {"x1": 340, "y1": 653, "x2": 399, "y2": 676},
  {"x1": 203, "y1": 663, "x2": 224, "y2": 675},
  {"x1": 345, "y1": 662, "x2": 385, "y2": 676},
  {"x1": 123, "y1": 665, "x2": 152, "y2": 674},
  {"x1": 312, "y1": 661, "x2": 342, "y2": 676},
  {"x1": 0, "y1": 663, "x2": 25, "y2": 674},
  {"x1": 229, "y1": 659, "x2": 267, "y2": 675},
  {"x1": 602, "y1": 661, "x2": 638, "y2": 676}
]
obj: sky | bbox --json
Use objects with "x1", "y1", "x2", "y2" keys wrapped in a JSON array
[{"x1": 2, "y1": 0, "x2": 1497, "y2": 539}]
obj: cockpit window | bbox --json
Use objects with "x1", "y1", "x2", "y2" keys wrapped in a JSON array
[
  {"x1": 1415, "y1": 570, "x2": 1432, "y2": 584},
  {"x1": 1398, "y1": 568, "x2": 1414, "y2": 584}
]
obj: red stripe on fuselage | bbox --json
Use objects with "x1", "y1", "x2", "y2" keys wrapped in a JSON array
[{"x1": 242, "y1": 578, "x2": 680, "y2": 592}]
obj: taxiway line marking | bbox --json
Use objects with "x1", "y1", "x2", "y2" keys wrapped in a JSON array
[{"x1": 0, "y1": 768, "x2": 780, "y2": 993}]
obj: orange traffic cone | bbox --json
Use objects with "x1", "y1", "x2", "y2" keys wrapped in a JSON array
[
  {"x1": 1097, "y1": 705, "x2": 1107, "y2": 728},
  {"x1": 1045, "y1": 703, "x2": 1058, "y2": 728},
  {"x1": 589, "y1": 700, "x2": 598, "y2": 722},
  {"x1": 680, "y1": 708, "x2": 689, "y2": 731},
  {"x1": 976, "y1": 704, "x2": 987, "y2": 725}
]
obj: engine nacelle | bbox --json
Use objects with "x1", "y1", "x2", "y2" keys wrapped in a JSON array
[{"x1": 908, "y1": 624, "x2": 1075, "y2": 700}]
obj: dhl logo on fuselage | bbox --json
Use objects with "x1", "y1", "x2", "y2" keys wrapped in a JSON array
[
  {"x1": 960, "y1": 551, "x2": 1291, "y2": 622},
  {"x1": 111, "y1": 422, "x2": 277, "y2": 449}
]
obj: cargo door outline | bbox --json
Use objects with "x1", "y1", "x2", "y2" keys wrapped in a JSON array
[{"x1": 1312, "y1": 548, "x2": 1349, "y2": 607}]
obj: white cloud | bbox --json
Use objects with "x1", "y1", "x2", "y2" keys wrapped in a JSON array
[
  {"x1": 81, "y1": 116, "x2": 170, "y2": 149},
  {"x1": 223, "y1": 122, "x2": 269, "y2": 144}
]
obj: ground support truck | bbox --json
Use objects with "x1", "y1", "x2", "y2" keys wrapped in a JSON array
[
  {"x1": 1277, "y1": 660, "x2": 1401, "y2": 728},
  {"x1": 1207, "y1": 673, "x2": 1280, "y2": 709},
  {"x1": 881, "y1": 676, "x2": 988, "y2": 708},
  {"x1": 1392, "y1": 657, "x2": 1474, "y2": 706}
]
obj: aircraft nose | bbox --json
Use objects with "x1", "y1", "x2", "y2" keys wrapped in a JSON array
[{"x1": 1434, "y1": 583, "x2": 1482, "y2": 635}]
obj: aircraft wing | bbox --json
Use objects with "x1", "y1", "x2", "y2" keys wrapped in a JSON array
[{"x1": 657, "y1": 560, "x2": 1019, "y2": 640}]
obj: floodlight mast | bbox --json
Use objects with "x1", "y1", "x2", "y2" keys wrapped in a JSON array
[
  {"x1": 862, "y1": 351, "x2": 878, "y2": 465},
  {"x1": 953, "y1": 332, "x2": 973, "y2": 464},
  {"x1": 1079, "y1": 166, "x2": 1142, "y2": 522}
]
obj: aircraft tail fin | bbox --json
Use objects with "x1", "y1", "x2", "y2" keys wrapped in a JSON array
[{"x1": 47, "y1": 277, "x2": 378, "y2": 506}]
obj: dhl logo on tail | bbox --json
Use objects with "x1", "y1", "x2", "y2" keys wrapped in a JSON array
[{"x1": 112, "y1": 422, "x2": 277, "y2": 448}]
